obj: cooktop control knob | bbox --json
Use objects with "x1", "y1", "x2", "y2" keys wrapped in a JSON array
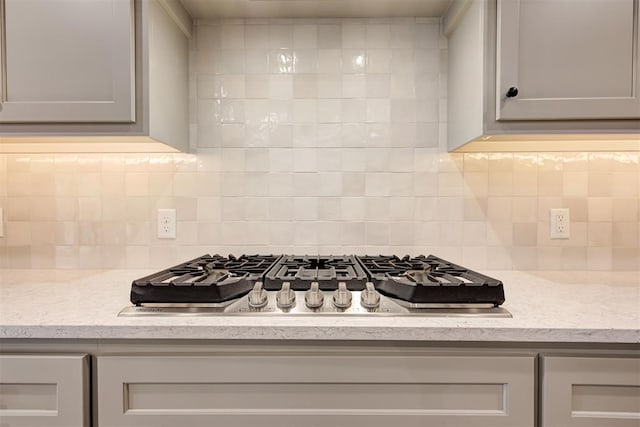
[
  {"x1": 360, "y1": 282, "x2": 381, "y2": 309},
  {"x1": 332, "y1": 282, "x2": 352, "y2": 309},
  {"x1": 247, "y1": 281, "x2": 268, "y2": 308},
  {"x1": 276, "y1": 282, "x2": 296, "y2": 309},
  {"x1": 305, "y1": 282, "x2": 324, "y2": 309}
]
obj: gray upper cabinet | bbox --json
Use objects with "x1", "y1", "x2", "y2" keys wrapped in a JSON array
[
  {"x1": 445, "y1": 0, "x2": 640, "y2": 152},
  {"x1": 496, "y1": 0, "x2": 640, "y2": 121},
  {"x1": 0, "y1": 0, "x2": 191, "y2": 153},
  {"x1": 0, "y1": 0, "x2": 135, "y2": 123}
]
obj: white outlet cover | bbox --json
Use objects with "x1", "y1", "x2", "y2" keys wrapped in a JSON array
[
  {"x1": 550, "y1": 208, "x2": 570, "y2": 239},
  {"x1": 157, "y1": 208, "x2": 177, "y2": 239}
]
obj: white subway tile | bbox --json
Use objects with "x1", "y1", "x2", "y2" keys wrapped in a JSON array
[
  {"x1": 221, "y1": 24, "x2": 245, "y2": 49},
  {"x1": 293, "y1": 149, "x2": 317, "y2": 172},
  {"x1": 268, "y1": 25, "x2": 293, "y2": 48},
  {"x1": 342, "y1": 74, "x2": 366, "y2": 98},
  {"x1": 366, "y1": 49, "x2": 392, "y2": 73},
  {"x1": 214, "y1": 50, "x2": 245, "y2": 74},
  {"x1": 317, "y1": 24, "x2": 342, "y2": 48},
  {"x1": 293, "y1": 74, "x2": 318, "y2": 98},
  {"x1": 342, "y1": 173, "x2": 366, "y2": 196},
  {"x1": 316, "y1": 148, "x2": 343, "y2": 171},
  {"x1": 317, "y1": 49, "x2": 342, "y2": 74},
  {"x1": 269, "y1": 74, "x2": 293, "y2": 99},
  {"x1": 366, "y1": 74, "x2": 390, "y2": 98},
  {"x1": 365, "y1": 99, "x2": 390, "y2": 123},
  {"x1": 293, "y1": 24, "x2": 318, "y2": 48},
  {"x1": 342, "y1": 23, "x2": 366, "y2": 48},
  {"x1": 365, "y1": 222, "x2": 390, "y2": 245},
  {"x1": 268, "y1": 197, "x2": 294, "y2": 220},
  {"x1": 317, "y1": 74, "x2": 343, "y2": 98},
  {"x1": 316, "y1": 124, "x2": 343, "y2": 147},
  {"x1": 390, "y1": 23, "x2": 415, "y2": 48},
  {"x1": 341, "y1": 197, "x2": 366, "y2": 220},
  {"x1": 342, "y1": 50, "x2": 367, "y2": 74},
  {"x1": 365, "y1": 197, "x2": 390, "y2": 220},
  {"x1": 245, "y1": 25, "x2": 269, "y2": 49},
  {"x1": 269, "y1": 49, "x2": 295, "y2": 73},
  {"x1": 341, "y1": 99, "x2": 366, "y2": 123},
  {"x1": 294, "y1": 197, "x2": 319, "y2": 220},
  {"x1": 366, "y1": 24, "x2": 390, "y2": 48},
  {"x1": 317, "y1": 197, "x2": 341, "y2": 219},
  {"x1": 342, "y1": 222, "x2": 366, "y2": 244},
  {"x1": 293, "y1": 49, "x2": 318, "y2": 73},
  {"x1": 317, "y1": 99, "x2": 342, "y2": 123},
  {"x1": 389, "y1": 197, "x2": 415, "y2": 220}
]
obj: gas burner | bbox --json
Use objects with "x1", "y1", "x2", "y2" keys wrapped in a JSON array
[{"x1": 264, "y1": 255, "x2": 368, "y2": 291}]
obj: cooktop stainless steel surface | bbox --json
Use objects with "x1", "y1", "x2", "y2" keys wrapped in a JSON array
[{"x1": 120, "y1": 254, "x2": 511, "y2": 318}]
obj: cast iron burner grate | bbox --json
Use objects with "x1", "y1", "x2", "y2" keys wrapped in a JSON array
[
  {"x1": 130, "y1": 254, "x2": 281, "y2": 305},
  {"x1": 357, "y1": 255, "x2": 505, "y2": 306}
]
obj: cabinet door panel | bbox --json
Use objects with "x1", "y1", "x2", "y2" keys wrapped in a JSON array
[
  {"x1": 98, "y1": 354, "x2": 535, "y2": 427},
  {"x1": 0, "y1": 0, "x2": 134, "y2": 123},
  {"x1": 541, "y1": 356, "x2": 640, "y2": 427},
  {"x1": 0, "y1": 354, "x2": 90, "y2": 427},
  {"x1": 496, "y1": 0, "x2": 640, "y2": 120}
]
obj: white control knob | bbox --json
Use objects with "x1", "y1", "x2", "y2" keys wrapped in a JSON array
[
  {"x1": 247, "y1": 281, "x2": 268, "y2": 308},
  {"x1": 360, "y1": 282, "x2": 380, "y2": 309},
  {"x1": 305, "y1": 282, "x2": 324, "y2": 309},
  {"x1": 332, "y1": 282, "x2": 352, "y2": 309},
  {"x1": 276, "y1": 282, "x2": 296, "y2": 309}
]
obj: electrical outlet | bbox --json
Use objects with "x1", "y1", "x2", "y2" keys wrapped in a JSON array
[
  {"x1": 157, "y1": 209, "x2": 176, "y2": 239},
  {"x1": 550, "y1": 208, "x2": 570, "y2": 239}
]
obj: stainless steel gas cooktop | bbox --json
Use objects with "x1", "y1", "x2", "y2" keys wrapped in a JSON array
[{"x1": 119, "y1": 254, "x2": 511, "y2": 317}]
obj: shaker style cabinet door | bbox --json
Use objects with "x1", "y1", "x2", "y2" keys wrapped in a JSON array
[
  {"x1": 0, "y1": 0, "x2": 135, "y2": 123},
  {"x1": 496, "y1": 0, "x2": 640, "y2": 120},
  {"x1": 541, "y1": 356, "x2": 640, "y2": 427},
  {"x1": 0, "y1": 354, "x2": 90, "y2": 427},
  {"x1": 97, "y1": 354, "x2": 535, "y2": 427}
]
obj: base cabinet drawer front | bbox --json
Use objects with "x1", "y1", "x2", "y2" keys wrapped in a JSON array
[
  {"x1": 0, "y1": 354, "x2": 90, "y2": 427},
  {"x1": 541, "y1": 356, "x2": 640, "y2": 427},
  {"x1": 97, "y1": 354, "x2": 535, "y2": 427}
]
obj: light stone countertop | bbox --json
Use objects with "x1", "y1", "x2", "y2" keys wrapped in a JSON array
[{"x1": 0, "y1": 269, "x2": 638, "y2": 343}]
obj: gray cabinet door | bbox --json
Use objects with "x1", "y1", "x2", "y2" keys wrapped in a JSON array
[
  {"x1": 541, "y1": 356, "x2": 640, "y2": 427},
  {"x1": 0, "y1": 0, "x2": 135, "y2": 123},
  {"x1": 496, "y1": 0, "x2": 640, "y2": 120},
  {"x1": 98, "y1": 354, "x2": 535, "y2": 427},
  {"x1": 0, "y1": 354, "x2": 90, "y2": 427}
]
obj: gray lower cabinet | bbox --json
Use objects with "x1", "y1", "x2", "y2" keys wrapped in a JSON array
[
  {"x1": 0, "y1": 354, "x2": 90, "y2": 427},
  {"x1": 97, "y1": 354, "x2": 535, "y2": 427},
  {"x1": 541, "y1": 356, "x2": 640, "y2": 427}
]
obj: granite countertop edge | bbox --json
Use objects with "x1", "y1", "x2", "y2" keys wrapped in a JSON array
[{"x1": 0, "y1": 325, "x2": 638, "y2": 343}]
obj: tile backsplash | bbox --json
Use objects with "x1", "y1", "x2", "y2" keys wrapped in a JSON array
[{"x1": 0, "y1": 18, "x2": 638, "y2": 270}]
